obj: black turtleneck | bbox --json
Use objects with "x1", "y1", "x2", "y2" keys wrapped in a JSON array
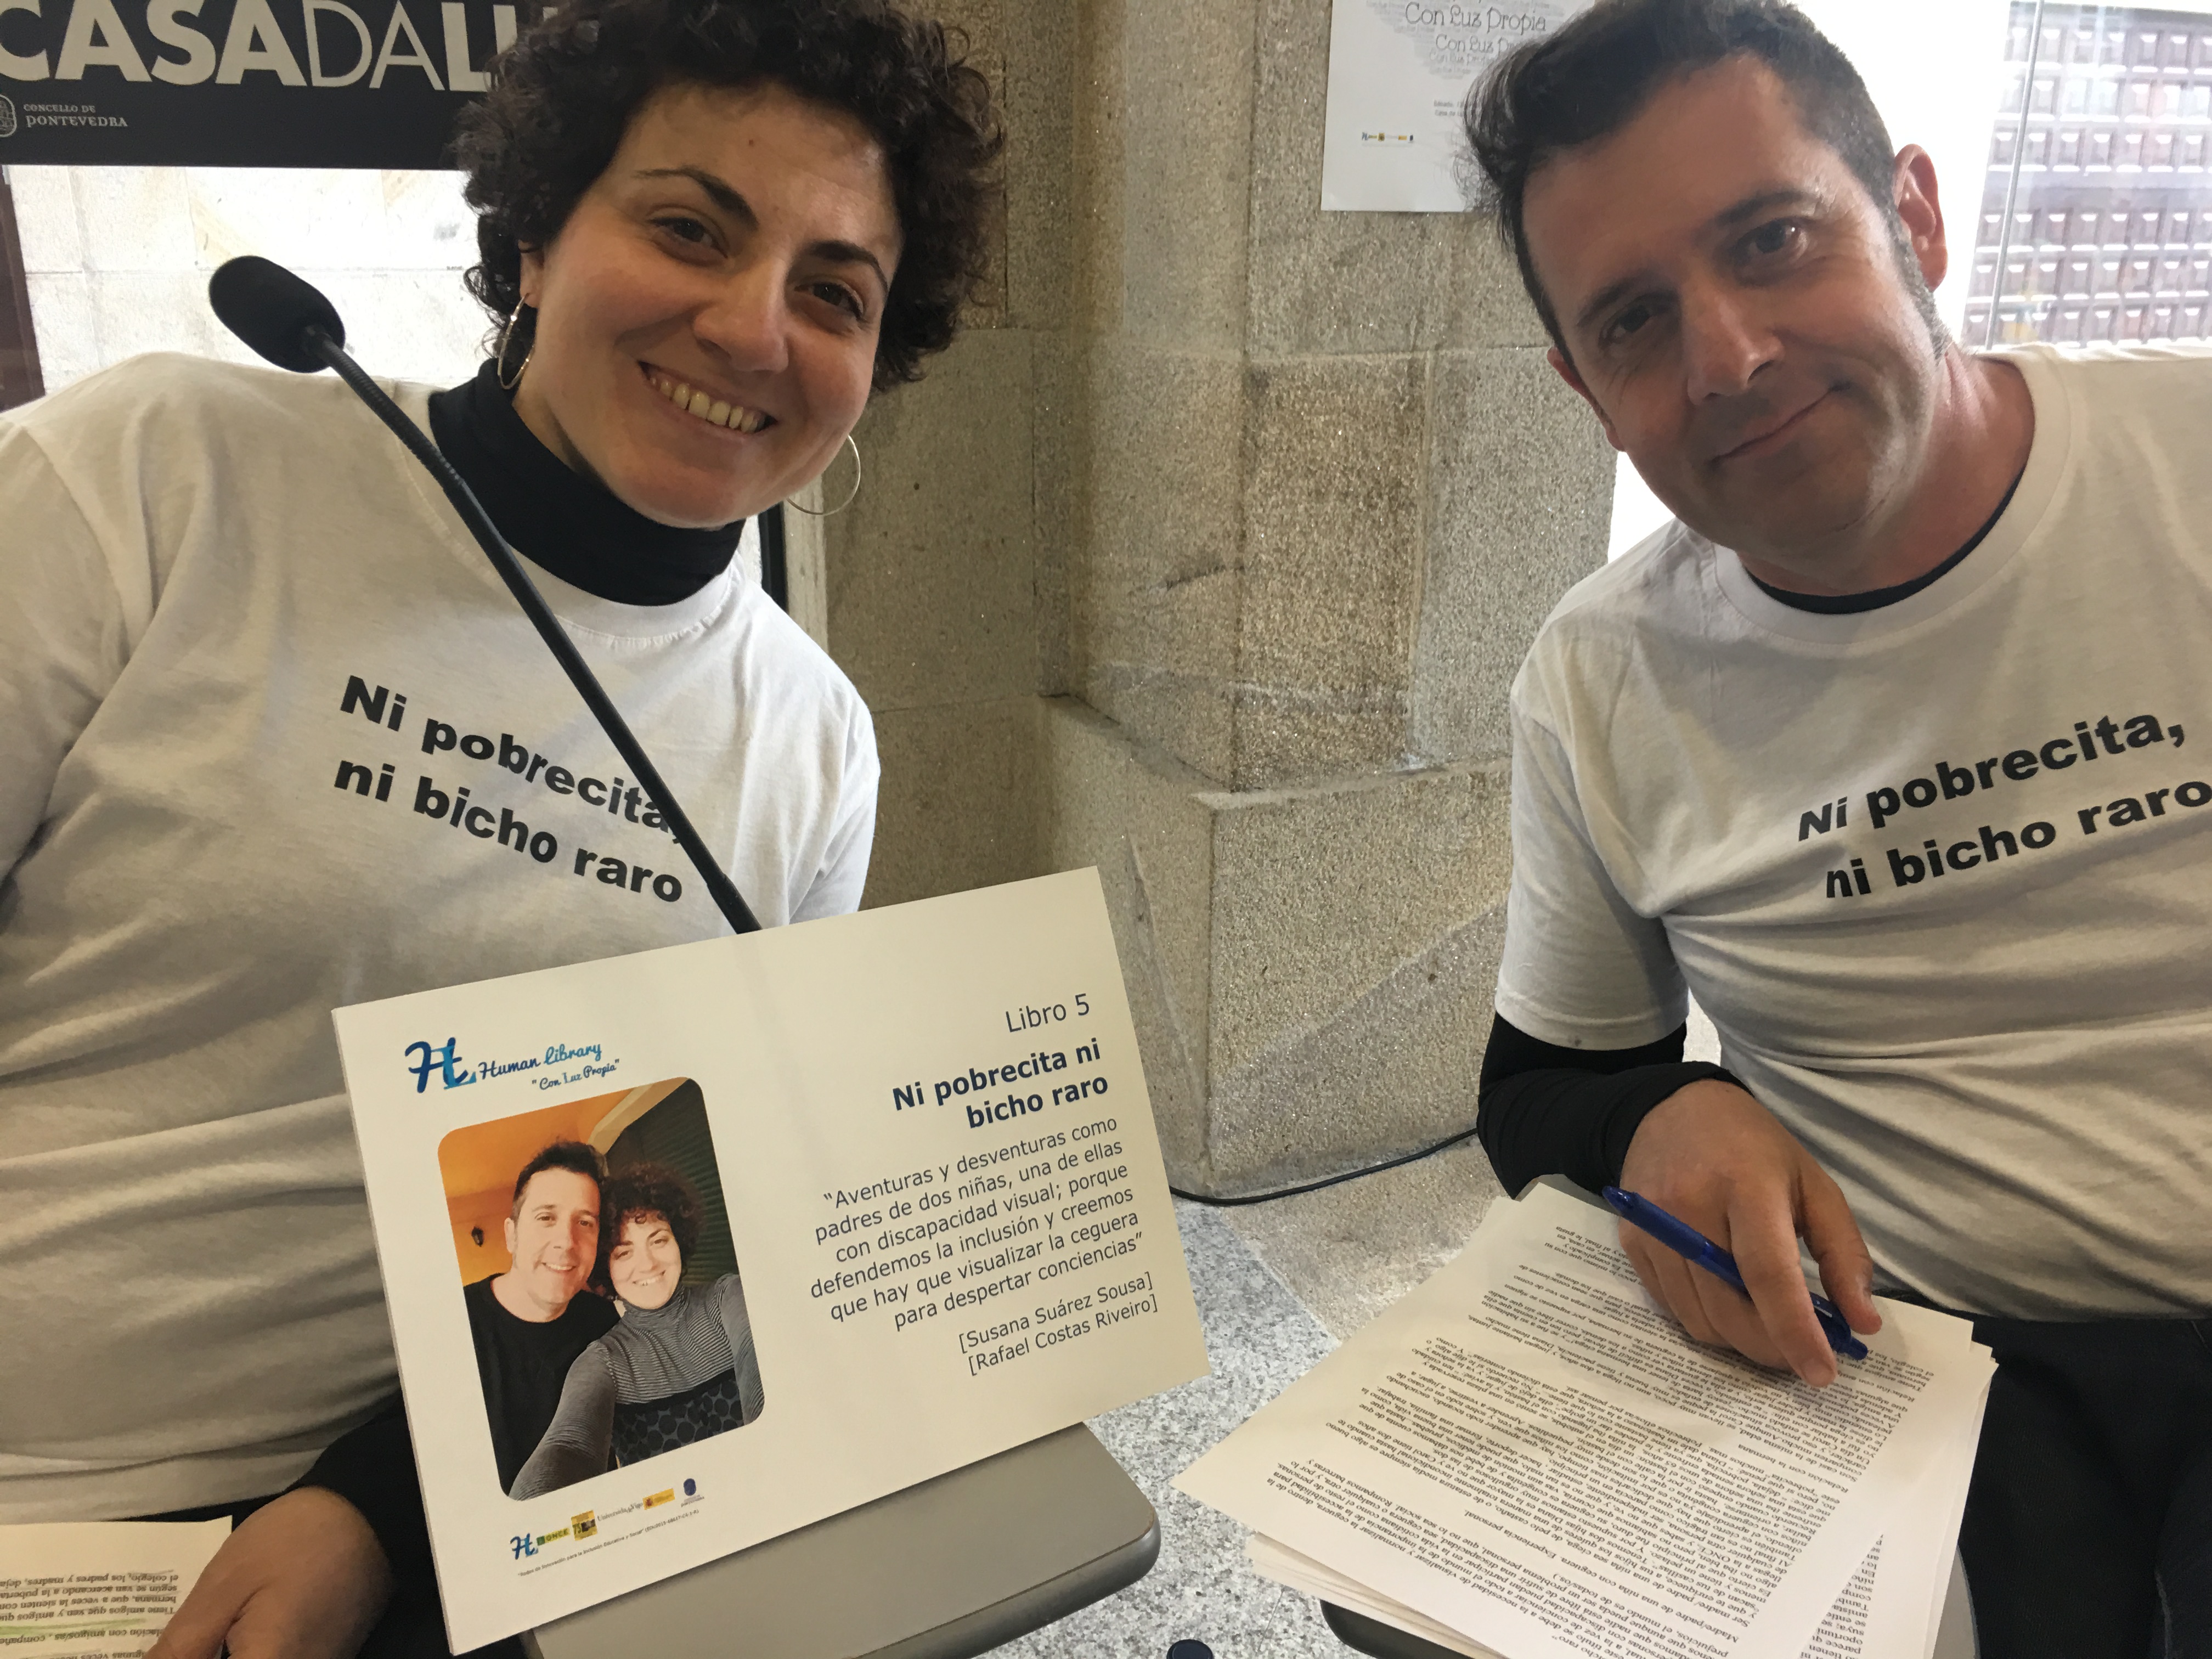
[{"x1": 426, "y1": 361, "x2": 745, "y2": 606}]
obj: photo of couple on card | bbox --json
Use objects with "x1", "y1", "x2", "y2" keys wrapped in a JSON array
[{"x1": 437, "y1": 1079, "x2": 764, "y2": 1501}]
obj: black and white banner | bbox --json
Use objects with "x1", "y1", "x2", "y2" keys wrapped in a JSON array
[{"x1": 0, "y1": 0, "x2": 528, "y2": 166}]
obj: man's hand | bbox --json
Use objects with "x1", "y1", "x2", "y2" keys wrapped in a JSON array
[
  {"x1": 150, "y1": 1487, "x2": 392, "y2": 1659},
  {"x1": 1617, "y1": 1078, "x2": 1882, "y2": 1386}
]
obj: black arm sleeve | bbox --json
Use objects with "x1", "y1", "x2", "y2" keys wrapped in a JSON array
[
  {"x1": 1475, "y1": 1013, "x2": 1742, "y2": 1199},
  {"x1": 287, "y1": 1396, "x2": 433, "y2": 1585}
]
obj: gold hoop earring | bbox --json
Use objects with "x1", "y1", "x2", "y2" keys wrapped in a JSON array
[
  {"x1": 495, "y1": 300, "x2": 533, "y2": 391},
  {"x1": 786, "y1": 432, "x2": 862, "y2": 517}
]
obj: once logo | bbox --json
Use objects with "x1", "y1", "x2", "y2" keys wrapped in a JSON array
[{"x1": 0, "y1": 96, "x2": 16, "y2": 140}]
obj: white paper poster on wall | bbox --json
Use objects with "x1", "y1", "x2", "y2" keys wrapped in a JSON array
[
  {"x1": 333, "y1": 869, "x2": 1208, "y2": 1651},
  {"x1": 1320, "y1": 1, "x2": 1593, "y2": 212}
]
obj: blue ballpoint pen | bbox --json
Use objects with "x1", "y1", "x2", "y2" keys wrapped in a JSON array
[{"x1": 1601, "y1": 1186, "x2": 1870, "y2": 1363}]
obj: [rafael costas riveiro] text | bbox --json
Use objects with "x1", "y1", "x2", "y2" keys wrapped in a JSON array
[
  {"x1": 810, "y1": 1025, "x2": 1158, "y2": 1376},
  {"x1": 1797, "y1": 710, "x2": 2194, "y2": 898}
]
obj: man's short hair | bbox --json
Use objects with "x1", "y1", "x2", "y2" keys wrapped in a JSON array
[
  {"x1": 509, "y1": 1140, "x2": 605, "y2": 1220},
  {"x1": 1463, "y1": 0, "x2": 1903, "y2": 353}
]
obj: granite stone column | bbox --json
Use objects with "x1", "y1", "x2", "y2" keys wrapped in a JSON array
[{"x1": 817, "y1": 0, "x2": 1615, "y2": 1195}]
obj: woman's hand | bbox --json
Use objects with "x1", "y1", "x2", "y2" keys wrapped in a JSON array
[
  {"x1": 1616, "y1": 1077, "x2": 1882, "y2": 1386},
  {"x1": 149, "y1": 1487, "x2": 392, "y2": 1659}
]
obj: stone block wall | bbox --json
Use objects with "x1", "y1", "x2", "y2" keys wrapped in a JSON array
[
  {"x1": 827, "y1": 0, "x2": 1617, "y2": 1195},
  {"x1": 816, "y1": 1, "x2": 1075, "y2": 911}
]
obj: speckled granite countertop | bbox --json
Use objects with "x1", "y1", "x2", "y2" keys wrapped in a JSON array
[{"x1": 1001, "y1": 1139, "x2": 1511, "y2": 1658}]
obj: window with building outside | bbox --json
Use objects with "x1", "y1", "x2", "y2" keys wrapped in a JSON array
[
  {"x1": 1971, "y1": 1, "x2": 2212, "y2": 347},
  {"x1": 1, "y1": 166, "x2": 484, "y2": 401},
  {"x1": 1608, "y1": 0, "x2": 2212, "y2": 557}
]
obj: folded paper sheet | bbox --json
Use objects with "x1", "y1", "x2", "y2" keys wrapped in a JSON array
[
  {"x1": 0, "y1": 1520, "x2": 230, "y2": 1657},
  {"x1": 334, "y1": 870, "x2": 1209, "y2": 1650},
  {"x1": 1180, "y1": 1186, "x2": 1993, "y2": 1659},
  {"x1": 1249, "y1": 1399, "x2": 1987, "y2": 1659}
]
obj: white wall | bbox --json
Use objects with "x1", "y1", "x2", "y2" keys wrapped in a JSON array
[
  {"x1": 5, "y1": 165, "x2": 486, "y2": 392},
  {"x1": 1605, "y1": 0, "x2": 2017, "y2": 558}
]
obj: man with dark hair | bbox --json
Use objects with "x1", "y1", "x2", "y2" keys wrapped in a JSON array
[
  {"x1": 1462, "y1": 2, "x2": 2210, "y2": 1652},
  {"x1": 1465, "y1": 0, "x2": 1930, "y2": 353},
  {"x1": 464, "y1": 1141, "x2": 619, "y2": 1495}
]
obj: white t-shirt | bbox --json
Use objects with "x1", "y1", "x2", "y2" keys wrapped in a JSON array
[
  {"x1": 1496, "y1": 342, "x2": 2211, "y2": 1321},
  {"x1": 0, "y1": 355, "x2": 878, "y2": 1519}
]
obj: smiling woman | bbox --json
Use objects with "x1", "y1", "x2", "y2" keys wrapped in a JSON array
[
  {"x1": 453, "y1": 0, "x2": 999, "y2": 529},
  {"x1": 0, "y1": 0, "x2": 1000, "y2": 1654},
  {"x1": 509, "y1": 1160, "x2": 768, "y2": 1503},
  {"x1": 500, "y1": 82, "x2": 898, "y2": 529}
]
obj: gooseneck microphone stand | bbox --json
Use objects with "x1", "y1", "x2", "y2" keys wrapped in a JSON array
[{"x1": 208, "y1": 255, "x2": 760, "y2": 936}]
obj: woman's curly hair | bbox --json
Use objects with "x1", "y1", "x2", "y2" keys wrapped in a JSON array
[
  {"x1": 594, "y1": 1161, "x2": 703, "y2": 1291},
  {"x1": 453, "y1": 0, "x2": 1001, "y2": 391}
]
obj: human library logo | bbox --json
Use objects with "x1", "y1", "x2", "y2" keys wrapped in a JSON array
[
  {"x1": 403, "y1": 1037, "x2": 617, "y2": 1093},
  {"x1": 510, "y1": 1514, "x2": 591, "y2": 1559},
  {"x1": 405, "y1": 1038, "x2": 467, "y2": 1093}
]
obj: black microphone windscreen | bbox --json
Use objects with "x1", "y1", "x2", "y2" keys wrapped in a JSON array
[{"x1": 208, "y1": 256, "x2": 346, "y2": 374}]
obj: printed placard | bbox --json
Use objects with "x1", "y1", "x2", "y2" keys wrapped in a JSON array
[
  {"x1": 0, "y1": 0, "x2": 521, "y2": 166},
  {"x1": 334, "y1": 868, "x2": 1209, "y2": 1650},
  {"x1": 1319, "y1": 0, "x2": 1590, "y2": 211}
]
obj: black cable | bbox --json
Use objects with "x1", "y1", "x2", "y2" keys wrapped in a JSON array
[
  {"x1": 307, "y1": 327, "x2": 761, "y2": 938},
  {"x1": 1167, "y1": 1122, "x2": 1481, "y2": 1207},
  {"x1": 759, "y1": 500, "x2": 789, "y2": 613}
]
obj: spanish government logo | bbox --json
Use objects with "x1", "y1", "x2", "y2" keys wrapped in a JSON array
[{"x1": 0, "y1": 96, "x2": 18, "y2": 140}]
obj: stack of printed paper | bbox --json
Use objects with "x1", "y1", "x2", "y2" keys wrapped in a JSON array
[
  {"x1": 1177, "y1": 1184, "x2": 1993, "y2": 1659},
  {"x1": 0, "y1": 1520, "x2": 230, "y2": 1658}
]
